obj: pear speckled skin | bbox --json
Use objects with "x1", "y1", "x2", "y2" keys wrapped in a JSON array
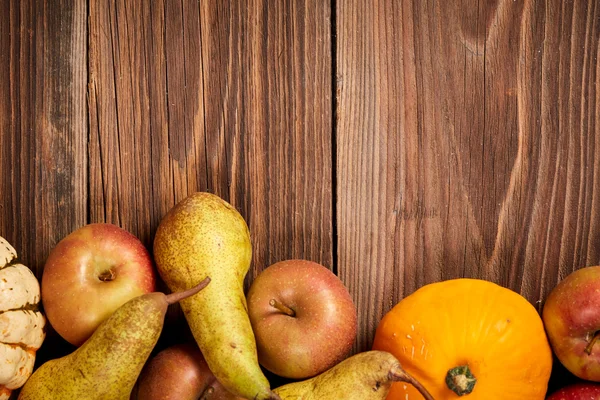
[
  {"x1": 273, "y1": 351, "x2": 434, "y2": 400},
  {"x1": 153, "y1": 192, "x2": 274, "y2": 400},
  {"x1": 18, "y1": 292, "x2": 172, "y2": 400}
]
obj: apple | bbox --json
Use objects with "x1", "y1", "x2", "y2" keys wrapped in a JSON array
[
  {"x1": 543, "y1": 266, "x2": 600, "y2": 381},
  {"x1": 136, "y1": 343, "x2": 242, "y2": 400},
  {"x1": 547, "y1": 383, "x2": 600, "y2": 399},
  {"x1": 246, "y1": 259, "x2": 357, "y2": 379},
  {"x1": 42, "y1": 223, "x2": 156, "y2": 346}
]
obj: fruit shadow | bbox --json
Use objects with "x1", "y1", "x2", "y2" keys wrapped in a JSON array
[{"x1": 546, "y1": 354, "x2": 583, "y2": 398}]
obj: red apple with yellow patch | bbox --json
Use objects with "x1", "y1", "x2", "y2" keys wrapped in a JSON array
[
  {"x1": 543, "y1": 266, "x2": 600, "y2": 381},
  {"x1": 247, "y1": 259, "x2": 357, "y2": 379},
  {"x1": 42, "y1": 223, "x2": 156, "y2": 346}
]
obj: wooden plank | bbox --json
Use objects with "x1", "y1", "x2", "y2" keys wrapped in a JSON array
[
  {"x1": 37, "y1": 0, "x2": 88, "y2": 273},
  {"x1": 336, "y1": 0, "x2": 600, "y2": 353},
  {"x1": 0, "y1": 0, "x2": 87, "y2": 276},
  {"x1": 195, "y1": 0, "x2": 334, "y2": 276},
  {"x1": 0, "y1": 2, "x2": 88, "y2": 302},
  {"x1": 0, "y1": 0, "x2": 88, "y2": 384},
  {"x1": 197, "y1": 0, "x2": 334, "y2": 278},
  {"x1": 89, "y1": 0, "x2": 167, "y2": 243},
  {"x1": 88, "y1": 0, "x2": 333, "y2": 282}
]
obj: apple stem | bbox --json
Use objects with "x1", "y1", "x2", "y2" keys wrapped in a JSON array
[
  {"x1": 98, "y1": 269, "x2": 116, "y2": 282},
  {"x1": 199, "y1": 386, "x2": 214, "y2": 400},
  {"x1": 585, "y1": 331, "x2": 600, "y2": 355},
  {"x1": 389, "y1": 364, "x2": 435, "y2": 400},
  {"x1": 269, "y1": 298, "x2": 296, "y2": 317},
  {"x1": 165, "y1": 277, "x2": 211, "y2": 305}
]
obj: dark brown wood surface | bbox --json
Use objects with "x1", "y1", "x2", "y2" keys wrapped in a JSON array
[
  {"x1": 1, "y1": 0, "x2": 599, "y2": 395},
  {"x1": 337, "y1": 0, "x2": 600, "y2": 354},
  {"x1": 0, "y1": 0, "x2": 88, "y2": 282},
  {"x1": 87, "y1": 0, "x2": 333, "y2": 280}
]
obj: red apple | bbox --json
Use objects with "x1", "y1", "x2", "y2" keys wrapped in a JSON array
[
  {"x1": 543, "y1": 266, "x2": 600, "y2": 381},
  {"x1": 247, "y1": 259, "x2": 357, "y2": 379},
  {"x1": 547, "y1": 383, "x2": 600, "y2": 399},
  {"x1": 42, "y1": 223, "x2": 156, "y2": 346},
  {"x1": 136, "y1": 343, "x2": 242, "y2": 400}
]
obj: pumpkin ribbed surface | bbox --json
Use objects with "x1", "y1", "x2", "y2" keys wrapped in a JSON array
[
  {"x1": 372, "y1": 278, "x2": 552, "y2": 399},
  {"x1": 0, "y1": 237, "x2": 45, "y2": 399}
]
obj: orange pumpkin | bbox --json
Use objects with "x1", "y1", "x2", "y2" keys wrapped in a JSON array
[{"x1": 372, "y1": 278, "x2": 552, "y2": 399}]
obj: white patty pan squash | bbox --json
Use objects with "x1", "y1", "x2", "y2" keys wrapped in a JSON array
[{"x1": 0, "y1": 236, "x2": 45, "y2": 400}]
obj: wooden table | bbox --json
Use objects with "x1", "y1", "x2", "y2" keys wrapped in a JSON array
[{"x1": 1, "y1": 0, "x2": 598, "y2": 394}]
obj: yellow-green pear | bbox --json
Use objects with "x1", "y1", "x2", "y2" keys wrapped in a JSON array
[
  {"x1": 18, "y1": 278, "x2": 210, "y2": 400},
  {"x1": 273, "y1": 351, "x2": 435, "y2": 400},
  {"x1": 153, "y1": 192, "x2": 277, "y2": 400}
]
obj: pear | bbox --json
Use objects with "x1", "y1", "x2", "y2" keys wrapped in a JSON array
[
  {"x1": 18, "y1": 277, "x2": 210, "y2": 400},
  {"x1": 153, "y1": 192, "x2": 277, "y2": 400},
  {"x1": 273, "y1": 351, "x2": 435, "y2": 400}
]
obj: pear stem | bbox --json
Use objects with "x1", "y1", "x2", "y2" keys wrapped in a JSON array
[
  {"x1": 165, "y1": 277, "x2": 211, "y2": 305},
  {"x1": 269, "y1": 299, "x2": 295, "y2": 317},
  {"x1": 585, "y1": 331, "x2": 600, "y2": 355},
  {"x1": 389, "y1": 364, "x2": 435, "y2": 400},
  {"x1": 269, "y1": 392, "x2": 282, "y2": 400}
]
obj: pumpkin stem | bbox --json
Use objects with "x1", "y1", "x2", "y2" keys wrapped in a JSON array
[
  {"x1": 445, "y1": 365, "x2": 476, "y2": 396},
  {"x1": 389, "y1": 364, "x2": 435, "y2": 400},
  {"x1": 585, "y1": 331, "x2": 600, "y2": 355}
]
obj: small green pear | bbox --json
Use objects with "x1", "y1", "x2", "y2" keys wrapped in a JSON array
[
  {"x1": 18, "y1": 277, "x2": 210, "y2": 400},
  {"x1": 153, "y1": 192, "x2": 277, "y2": 400},
  {"x1": 273, "y1": 351, "x2": 435, "y2": 400}
]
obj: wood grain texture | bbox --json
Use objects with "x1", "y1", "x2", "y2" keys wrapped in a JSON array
[
  {"x1": 3, "y1": 0, "x2": 600, "y2": 394},
  {"x1": 0, "y1": 0, "x2": 88, "y2": 390},
  {"x1": 88, "y1": 0, "x2": 333, "y2": 282},
  {"x1": 0, "y1": 0, "x2": 87, "y2": 277},
  {"x1": 336, "y1": 0, "x2": 600, "y2": 353}
]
